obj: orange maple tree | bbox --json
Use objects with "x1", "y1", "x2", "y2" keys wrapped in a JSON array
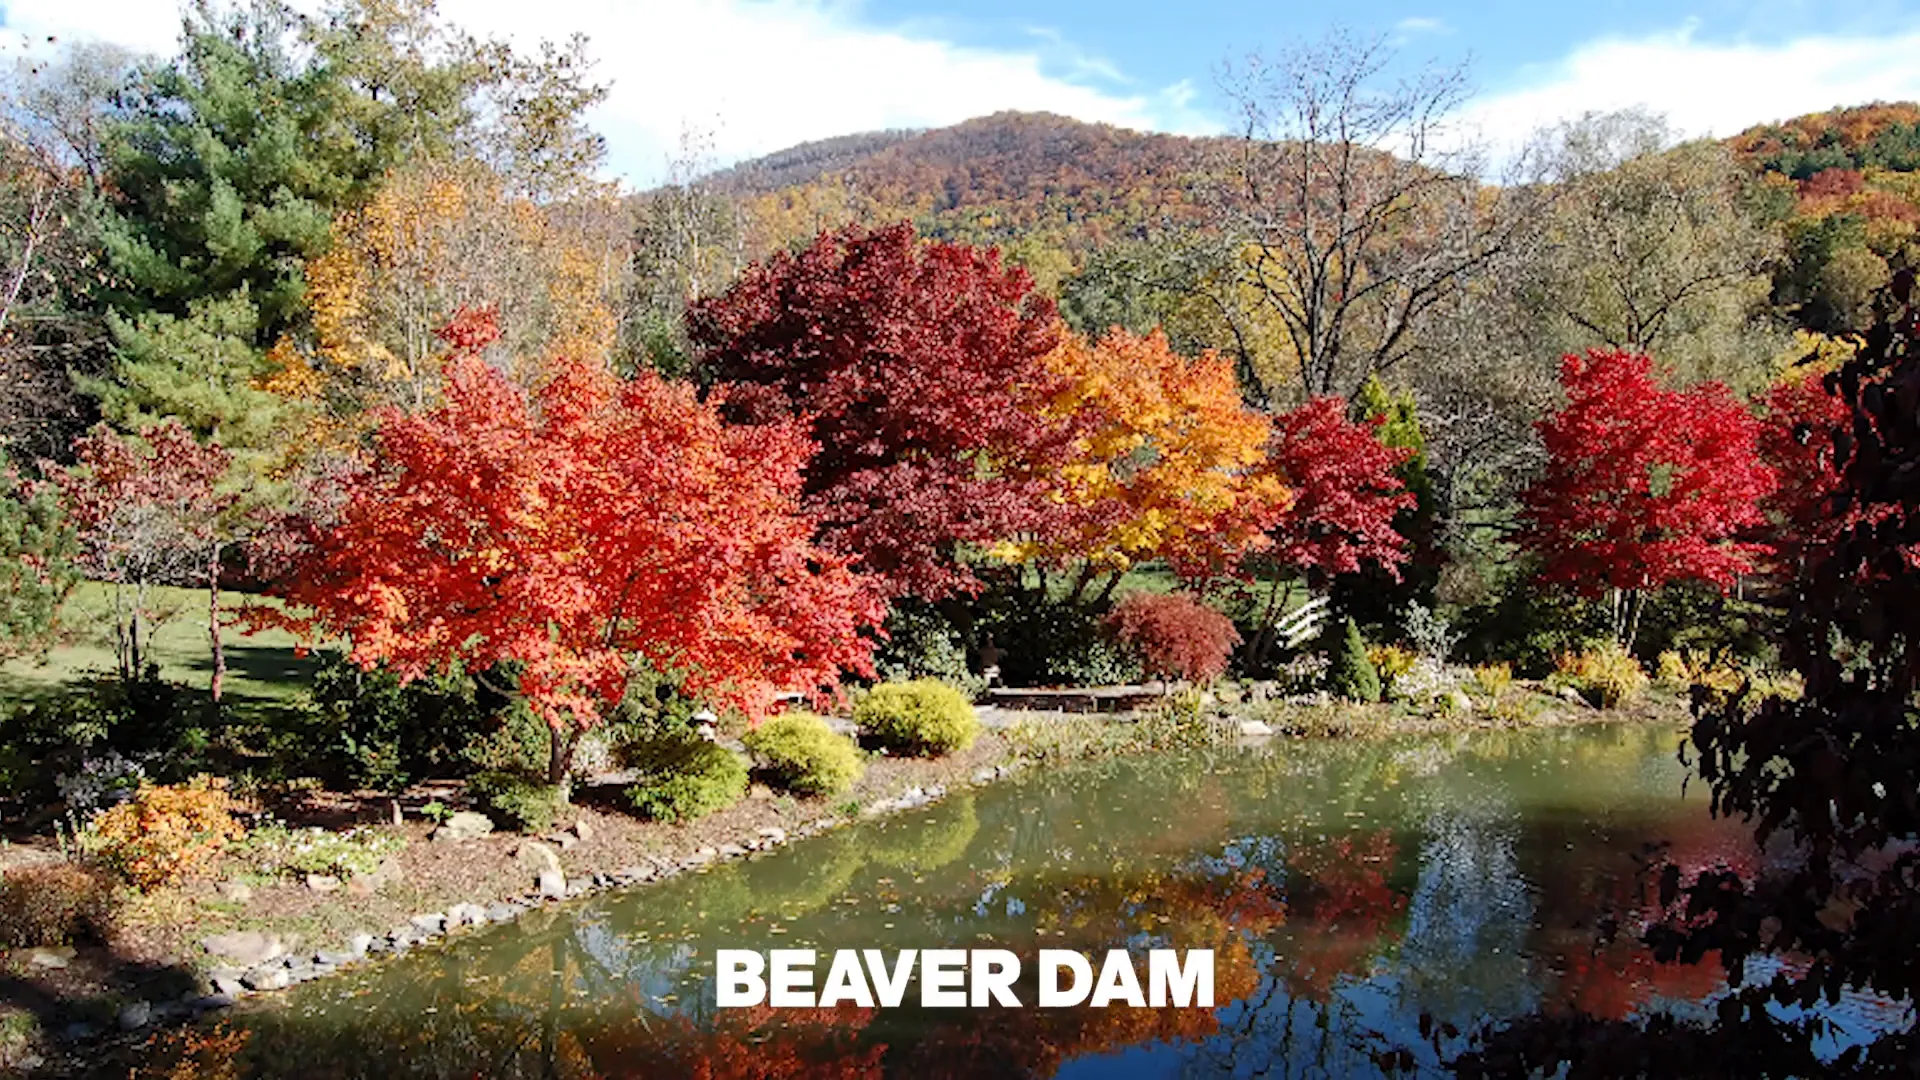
[{"x1": 268, "y1": 312, "x2": 883, "y2": 781}]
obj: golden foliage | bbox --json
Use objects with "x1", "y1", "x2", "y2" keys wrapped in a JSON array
[
  {"x1": 86, "y1": 777, "x2": 244, "y2": 891},
  {"x1": 1008, "y1": 326, "x2": 1287, "y2": 573}
]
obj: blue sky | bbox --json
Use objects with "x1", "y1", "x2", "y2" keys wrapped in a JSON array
[{"x1": 8, "y1": 0, "x2": 1920, "y2": 187}]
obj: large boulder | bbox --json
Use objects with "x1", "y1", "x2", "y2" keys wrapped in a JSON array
[{"x1": 514, "y1": 841, "x2": 561, "y2": 875}]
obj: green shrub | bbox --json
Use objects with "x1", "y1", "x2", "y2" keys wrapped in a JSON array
[
  {"x1": 462, "y1": 702, "x2": 552, "y2": 777},
  {"x1": 854, "y1": 680, "x2": 979, "y2": 756},
  {"x1": 2, "y1": 668, "x2": 205, "y2": 804},
  {"x1": 306, "y1": 654, "x2": 500, "y2": 792},
  {"x1": 468, "y1": 771, "x2": 568, "y2": 833},
  {"x1": 0, "y1": 862, "x2": 118, "y2": 947},
  {"x1": 743, "y1": 712, "x2": 865, "y2": 796},
  {"x1": 873, "y1": 602, "x2": 984, "y2": 698},
  {"x1": 622, "y1": 734, "x2": 748, "y2": 822},
  {"x1": 1326, "y1": 618, "x2": 1382, "y2": 703},
  {"x1": 973, "y1": 591, "x2": 1141, "y2": 687}
]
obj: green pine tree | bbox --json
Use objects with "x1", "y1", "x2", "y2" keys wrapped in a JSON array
[
  {"x1": 0, "y1": 453, "x2": 79, "y2": 660},
  {"x1": 1326, "y1": 616, "x2": 1381, "y2": 704}
]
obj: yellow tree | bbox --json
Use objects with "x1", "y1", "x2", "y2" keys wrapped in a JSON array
[
  {"x1": 1001, "y1": 326, "x2": 1289, "y2": 603},
  {"x1": 266, "y1": 159, "x2": 624, "y2": 430}
]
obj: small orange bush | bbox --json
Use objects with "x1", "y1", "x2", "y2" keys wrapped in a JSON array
[
  {"x1": 88, "y1": 777, "x2": 244, "y2": 890},
  {"x1": 0, "y1": 861, "x2": 119, "y2": 946}
]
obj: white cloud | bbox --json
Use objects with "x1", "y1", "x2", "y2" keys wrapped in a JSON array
[
  {"x1": 1393, "y1": 16, "x2": 1449, "y2": 36},
  {"x1": 0, "y1": 0, "x2": 1219, "y2": 188},
  {"x1": 1460, "y1": 22, "x2": 1920, "y2": 150}
]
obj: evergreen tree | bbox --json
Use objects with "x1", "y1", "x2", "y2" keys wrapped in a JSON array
[
  {"x1": 0, "y1": 452, "x2": 79, "y2": 660},
  {"x1": 1326, "y1": 616, "x2": 1381, "y2": 703}
]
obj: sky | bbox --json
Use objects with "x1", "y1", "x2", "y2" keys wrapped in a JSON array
[{"x1": 7, "y1": 0, "x2": 1920, "y2": 188}]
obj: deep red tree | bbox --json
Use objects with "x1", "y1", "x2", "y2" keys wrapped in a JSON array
[
  {"x1": 687, "y1": 222, "x2": 1070, "y2": 601},
  {"x1": 268, "y1": 316, "x2": 884, "y2": 782},
  {"x1": 1105, "y1": 591, "x2": 1242, "y2": 684},
  {"x1": 1520, "y1": 349, "x2": 1775, "y2": 644},
  {"x1": 1757, "y1": 370, "x2": 1853, "y2": 575}
]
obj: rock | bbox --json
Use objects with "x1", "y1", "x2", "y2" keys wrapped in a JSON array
[
  {"x1": 757, "y1": 826, "x2": 788, "y2": 844},
  {"x1": 1447, "y1": 688, "x2": 1475, "y2": 714},
  {"x1": 537, "y1": 868, "x2": 566, "y2": 899},
  {"x1": 717, "y1": 843, "x2": 748, "y2": 858},
  {"x1": 410, "y1": 913, "x2": 447, "y2": 935},
  {"x1": 117, "y1": 1001, "x2": 152, "y2": 1031},
  {"x1": 972, "y1": 767, "x2": 997, "y2": 783},
  {"x1": 305, "y1": 873, "x2": 341, "y2": 893},
  {"x1": 347, "y1": 933, "x2": 375, "y2": 957},
  {"x1": 202, "y1": 931, "x2": 285, "y2": 967},
  {"x1": 58, "y1": 1021, "x2": 101, "y2": 1042},
  {"x1": 1558, "y1": 685, "x2": 1590, "y2": 707},
  {"x1": 209, "y1": 971, "x2": 246, "y2": 997},
  {"x1": 217, "y1": 879, "x2": 253, "y2": 904},
  {"x1": 573, "y1": 818, "x2": 594, "y2": 842},
  {"x1": 190, "y1": 995, "x2": 235, "y2": 1013},
  {"x1": 514, "y1": 841, "x2": 562, "y2": 875},
  {"x1": 315, "y1": 950, "x2": 356, "y2": 966},
  {"x1": 486, "y1": 903, "x2": 518, "y2": 923},
  {"x1": 1239, "y1": 719, "x2": 1275, "y2": 737},
  {"x1": 446, "y1": 902, "x2": 488, "y2": 927},
  {"x1": 241, "y1": 966, "x2": 291, "y2": 992},
  {"x1": 432, "y1": 810, "x2": 495, "y2": 843},
  {"x1": 27, "y1": 946, "x2": 75, "y2": 969},
  {"x1": 548, "y1": 831, "x2": 579, "y2": 851}
]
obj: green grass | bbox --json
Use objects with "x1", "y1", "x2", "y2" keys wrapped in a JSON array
[{"x1": 0, "y1": 582, "x2": 317, "y2": 709}]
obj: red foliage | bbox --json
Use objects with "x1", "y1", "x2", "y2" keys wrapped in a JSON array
[
  {"x1": 688, "y1": 222, "x2": 1070, "y2": 601},
  {"x1": 1258, "y1": 396, "x2": 1413, "y2": 583},
  {"x1": 1758, "y1": 371, "x2": 1854, "y2": 574},
  {"x1": 1520, "y1": 350, "x2": 1776, "y2": 595},
  {"x1": 59, "y1": 420, "x2": 231, "y2": 575},
  {"x1": 268, "y1": 319, "x2": 883, "y2": 775},
  {"x1": 1104, "y1": 591, "x2": 1241, "y2": 682}
]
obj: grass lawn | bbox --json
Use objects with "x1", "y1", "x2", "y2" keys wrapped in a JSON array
[{"x1": 0, "y1": 582, "x2": 319, "y2": 711}]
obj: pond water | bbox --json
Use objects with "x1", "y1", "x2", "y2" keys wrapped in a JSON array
[{"x1": 137, "y1": 724, "x2": 1904, "y2": 1077}]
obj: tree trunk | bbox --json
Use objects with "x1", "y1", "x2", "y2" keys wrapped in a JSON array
[
  {"x1": 207, "y1": 542, "x2": 225, "y2": 705},
  {"x1": 546, "y1": 724, "x2": 580, "y2": 792}
]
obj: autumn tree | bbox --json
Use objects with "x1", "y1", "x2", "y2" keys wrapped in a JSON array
[
  {"x1": 1237, "y1": 396, "x2": 1412, "y2": 668},
  {"x1": 688, "y1": 222, "x2": 1068, "y2": 601},
  {"x1": 1524, "y1": 111, "x2": 1783, "y2": 392},
  {"x1": 269, "y1": 159, "x2": 625, "y2": 427},
  {"x1": 270, "y1": 314, "x2": 882, "y2": 784},
  {"x1": 1001, "y1": 326, "x2": 1288, "y2": 603},
  {"x1": 56, "y1": 421, "x2": 232, "y2": 684},
  {"x1": 1519, "y1": 350, "x2": 1775, "y2": 646},
  {"x1": 1207, "y1": 31, "x2": 1543, "y2": 399}
]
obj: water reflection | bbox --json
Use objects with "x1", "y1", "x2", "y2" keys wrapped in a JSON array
[{"x1": 128, "y1": 724, "x2": 1907, "y2": 1078}]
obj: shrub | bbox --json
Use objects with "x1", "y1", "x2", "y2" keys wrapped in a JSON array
[
  {"x1": 238, "y1": 821, "x2": 405, "y2": 880},
  {"x1": 973, "y1": 591, "x2": 1141, "y2": 687},
  {"x1": 1367, "y1": 644, "x2": 1419, "y2": 683},
  {"x1": 306, "y1": 654, "x2": 500, "y2": 792},
  {"x1": 468, "y1": 771, "x2": 568, "y2": 833},
  {"x1": 623, "y1": 734, "x2": 749, "y2": 822},
  {"x1": 1105, "y1": 592, "x2": 1241, "y2": 683},
  {"x1": 1326, "y1": 618, "x2": 1382, "y2": 703},
  {"x1": 1402, "y1": 601, "x2": 1462, "y2": 661},
  {"x1": 1, "y1": 669, "x2": 205, "y2": 805},
  {"x1": 463, "y1": 702, "x2": 553, "y2": 776},
  {"x1": 854, "y1": 680, "x2": 979, "y2": 756},
  {"x1": 1388, "y1": 656, "x2": 1461, "y2": 705},
  {"x1": 873, "y1": 602, "x2": 984, "y2": 698},
  {"x1": 85, "y1": 777, "x2": 243, "y2": 890},
  {"x1": 743, "y1": 712, "x2": 865, "y2": 796},
  {"x1": 1553, "y1": 644, "x2": 1650, "y2": 708},
  {"x1": 0, "y1": 861, "x2": 118, "y2": 947}
]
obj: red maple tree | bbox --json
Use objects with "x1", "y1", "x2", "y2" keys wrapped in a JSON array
[
  {"x1": 1757, "y1": 370, "x2": 1853, "y2": 576},
  {"x1": 687, "y1": 222, "x2": 1070, "y2": 601},
  {"x1": 269, "y1": 316, "x2": 884, "y2": 782},
  {"x1": 1520, "y1": 350, "x2": 1775, "y2": 643},
  {"x1": 1105, "y1": 591, "x2": 1242, "y2": 683},
  {"x1": 1262, "y1": 396, "x2": 1414, "y2": 583}
]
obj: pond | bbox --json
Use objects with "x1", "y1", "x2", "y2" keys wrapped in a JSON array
[{"x1": 134, "y1": 724, "x2": 1904, "y2": 1076}]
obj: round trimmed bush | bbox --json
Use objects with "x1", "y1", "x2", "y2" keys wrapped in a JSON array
[
  {"x1": 742, "y1": 712, "x2": 865, "y2": 796},
  {"x1": 623, "y1": 735, "x2": 749, "y2": 823},
  {"x1": 854, "y1": 680, "x2": 979, "y2": 757},
  {"x1": 468, "y1": 771, "x2": 568, "y2": 833}
]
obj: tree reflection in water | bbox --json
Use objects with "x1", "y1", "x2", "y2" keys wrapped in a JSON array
[{"x1": 123, "y1": 726, "x2": 1908, "y2": 1079}]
